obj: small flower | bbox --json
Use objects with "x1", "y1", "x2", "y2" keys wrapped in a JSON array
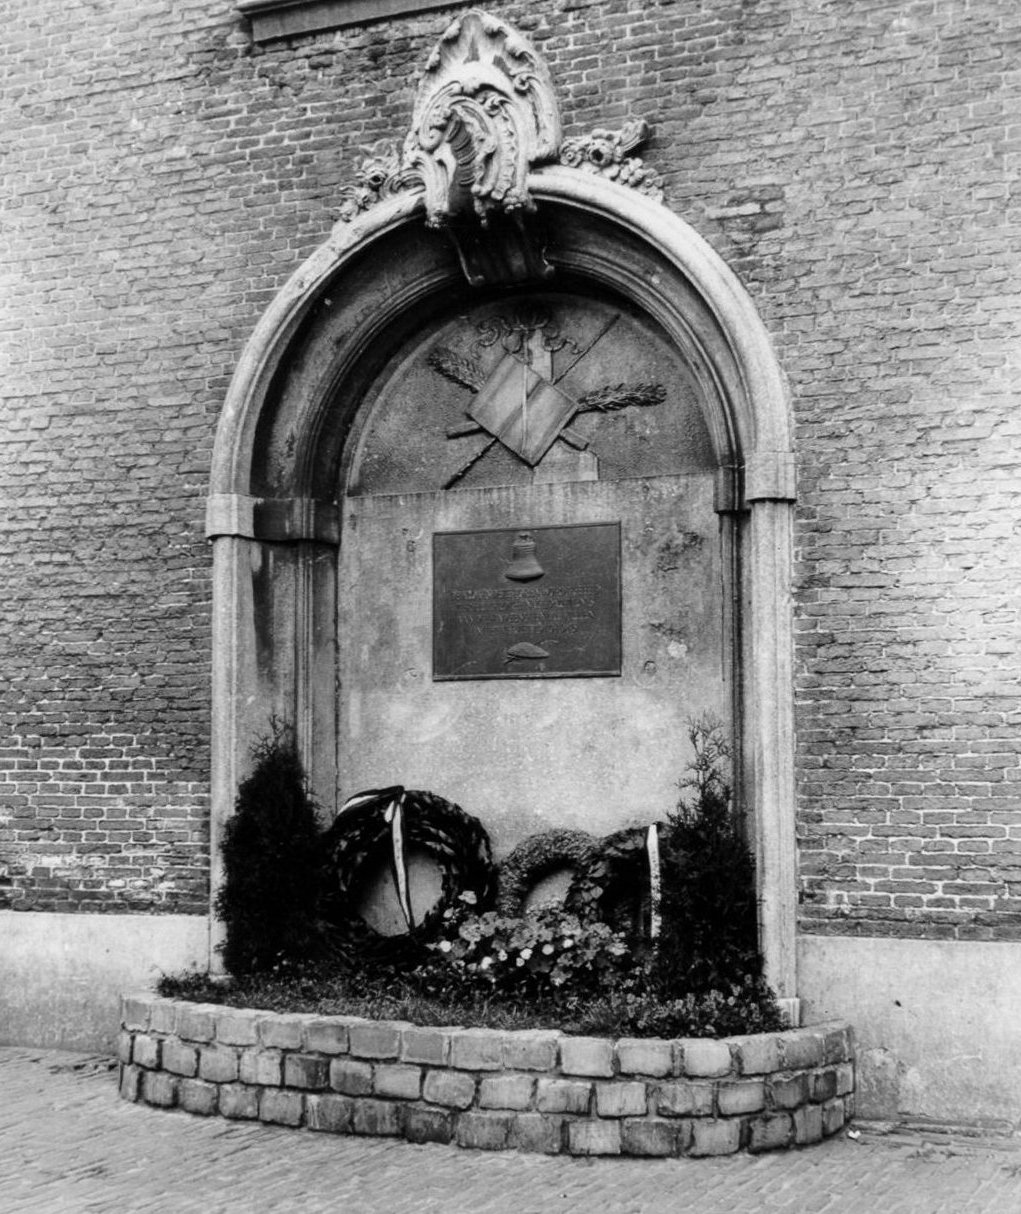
[
  {"x1": 480, "y1": 955, "x2": 493, "y2": 970},
  {"x1": 516, "y1": 957, "x2": 525, "y2": 967},
  {"x1": 562, "y1": 938, "x2": 574, "y2": 948},
  {"x1": 438, "y1": 940, "x2": 452, "y2": 953},
  {"x1": 520, "y1": 947, "x2": 533, "y2": 961},
  {"x1": 542, "y1": 943, "x2": 555, "y2": 955},
  {"x1": 459, "y1": 890, "x2": 477, "y2": 906},
  {"x1": 497, "y1": 950, "x2": 508, "y2": 961}
]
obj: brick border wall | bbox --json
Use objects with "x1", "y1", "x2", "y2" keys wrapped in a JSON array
[{"x1": 118, "y1": 994, "x2": 854, "y2": 1156}]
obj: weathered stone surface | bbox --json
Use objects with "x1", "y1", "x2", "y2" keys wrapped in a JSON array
[
  {"x1": 423, "y1": 1069, "x2": 476, "y2": 1110},
  {"x1": 793, "y1": 1102, "x2": 823, "y2": 1145},
  {"x1": 198, "y1": 1045, "x2": 239, "y2": 1084},
  {"x1": 535, "y1": 1078, "x2": 592, "y2": 1115},
  {"x1": 403, "y1": 1104, "x2": 454, "y2": 1145},
  {"x1": 478, "y1": 1074, "x2": 535, "y2": 1110},
  {"x1": 567, "y1": 1119, "x2": 621, "y2": 1156},
  {"x1": 257, "y1": 1014, "x2": 306, "y2": 1051},
  {"x1": 141, "y1": 1070, "x2": 178, "y2": 1108},
  {"x1": 732, "y1": 1034, "x2": 781, "y2": 1076},
  {"x1": 219, "y1": 1084, "x2": 260, "y2": 1120},
  {"x1": 149, "y1": 1001, "x2": 179, "y2": 1036},
  {"x1": 621, "y1": 1117, "x2": 685, "y2": 1157},
  {"x1": 769, "y1": 1073, "x2": 808, "y2": 1110},
  {"x1": 510, "y1": 1113, "x2": 563, "y2": 1154},
  {"x1": 373, "y1": 1064, "x2": 422, "y2": 1101},
  {"x1": 348, "y1": 1022, "x2": 403, "y2": 1061},
  {"x1": 176, "y1": 1005, "x2": 217, "y2": 1045},
  {"x1": 351, "y1": 1098, "x2": 402, "y2": 1137},
  {"x1": 118, "y1": 1064, "x2": 141, "y2": 1103},
  {"x1": 716, "y1": 1080, "x2": 765, "y2": 1116},
  {"x1": 680, "y1": 1039, "x2": 733, "y2": 1079},
  {"x1": 215, "y1": 1008, "x2": 260, "y2": 1047},
  {"x1": 120, "y1": 996, "x2": 151, "y2": 1033},
  {"x1": 779, "y1": 1032, "x2": 825, "y2": 1071},
  {"x1": 304, "y1": 1019, "x2": 351, "y2": 1055},
  {"x1": 594, "y1": 1081, "x2": 648, "y2": 1118},
  {"x1": 456, "y1": 1112, "x2": 515, "y2": 1151},
  {"x1": 689, "y1": 1118, "x2": 741, "y2": 1157},
  {"x1": 616, "y1": 1038, "x2": 673, "y2": 1078},
  {"x1": 161, "y1": 1038, "x2": 198, "y2": 1078},
  {"x1": 239, "y1": 1048, "x2": 282, "y2": 1087},
  {"x1": 822, "y1": 1097, "x2": 847, "y2": 1136},
  {"x1": 655, "y1": 1080, "x2": 715, "y2": 1118},
  {"x1": 284, "y1": 1053, "x2": 330, "y2": 1090},
  {"x1": 131, "y1": 1034, "x2": 161, "y2": 1070},
  {"x1": 306, "y1": 1093, "x2": 354, "y2": 1133},
  {"x1": 559, "y1": 1037, "x2": 614, "y2": 1078},
  {"x1": 449, "y1": 1029, "x2": 505, "y2": 1072},
  {"x1": 329, "y1": 1058, "x2": 374, "y2": 1097},
  {"x1": 259, "y1": 1088, "x2": 303, "y2": 1127},
  {"x1": 748, "y1": 1112, "x2": 794, "y2": 1153},
  {"x1": 502, "y1": 1031, "x2": 559, "y2": 1072},
  {"x1": 401, "y1": 1027, "x2": 449, "y2": 1067},
  {"x1": 178, "y1": 1078, "x2": 219, "y2": 1116},
  {"x1": 811, "y1": 1067, "x2": 838, "y2": 1104}
]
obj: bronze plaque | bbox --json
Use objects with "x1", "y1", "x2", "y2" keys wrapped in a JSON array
[{"x1": 433, "y1": 523, "x2": 621, "y2": 680}]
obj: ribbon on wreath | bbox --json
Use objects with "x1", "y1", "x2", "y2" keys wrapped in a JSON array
[{"x1": 339, "y1": 785, "x2": 414, "y2": 930}]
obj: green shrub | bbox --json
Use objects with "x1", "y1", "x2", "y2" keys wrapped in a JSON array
[{"x1": 215, "y1": 724, "x2": 324, "y2": 976}]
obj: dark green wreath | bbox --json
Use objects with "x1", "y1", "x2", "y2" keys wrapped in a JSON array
[
  {"x1": 495, "y1": 829, "x2": 599, "y2": 917},
  {"x1": 320, "y1": 786, "x2": 496, "y2": 965},
  {"x1": 565, "y1": 824, "x2": 664, "y2": 955}
]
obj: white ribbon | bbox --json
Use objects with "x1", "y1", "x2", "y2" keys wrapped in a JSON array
[{"x1": 647, "y1": 823, "x2": 662, "y2": 940}]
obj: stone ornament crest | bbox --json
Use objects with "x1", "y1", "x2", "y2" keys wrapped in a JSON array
[
  {"x1": 334, "y1": 11, "x2": 664, "y2": 235},
  {"x1": 403, "y1": 9, "x2": 562, "y2": 228}
]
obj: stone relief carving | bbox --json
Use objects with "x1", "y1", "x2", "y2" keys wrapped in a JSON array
[
  {"x1": 333, "y1": 12, "x2": 665, "y2": 238},
  {"x1": 559, "y1": 119, "x2": 665, "y2": 202}
]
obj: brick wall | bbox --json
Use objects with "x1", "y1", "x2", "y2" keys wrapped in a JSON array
[{"x1": 2, "y1": 0, "x2": 1020, "y2": 933}]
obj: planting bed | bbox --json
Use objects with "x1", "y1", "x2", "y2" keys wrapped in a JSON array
[{"x1": 118, "y1": 993, "x2": 854, "y2": 1157}]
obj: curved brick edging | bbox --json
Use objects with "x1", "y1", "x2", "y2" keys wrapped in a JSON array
[{"x1": 117, "y1": 994, "x2": 854, "y2": 1157}]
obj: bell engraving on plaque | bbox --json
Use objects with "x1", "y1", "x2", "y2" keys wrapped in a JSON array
[{"x1": 433, "y1": 522, "x2": 621, "y2": 680}]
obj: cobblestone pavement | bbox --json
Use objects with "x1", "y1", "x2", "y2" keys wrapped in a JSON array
[{"x1": 2, "y1": 1048, "x2": 1020, "y2": 1214}]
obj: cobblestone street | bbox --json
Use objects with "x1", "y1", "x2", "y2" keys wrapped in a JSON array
[{"x1": 2, "y1": 1047, "x2": 1019, "y2": 1213}]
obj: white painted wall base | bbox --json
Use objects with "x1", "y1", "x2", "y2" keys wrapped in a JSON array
[
  {"x1": 799, "y1": 934, "x2": 1021, "y2": 1129},
  {"x1": 0, "y1": 911, "x2": 209, "y2": 1052}
]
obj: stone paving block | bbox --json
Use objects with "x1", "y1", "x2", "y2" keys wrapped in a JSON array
[
  {"x1": 478, "y1": 1073, "x2": 535, "y2": 1110},
  {"x1": 793, "y1": 1102, "x2": 823, "y2": 1145},
  {"x1": 219, "y1": 1083, "x2": 260, "y2": 1120},
  {"x1": 120, "y1": 994, "x2": 151, "y2": 1032},
  {"x1": 717, "y1": 1080, "x2": 765, "y2": 1116},
  {"x1": 595, "y1": 1081, "x2": 648, "y2": 1118},
  {"x1": 131, "y1": 1034, "x2": 161, "y2": 1070},
  {"x1": 306, "y1": 1093, "x2": 354, "y2": 1134},
  {"x1": 141, "y1": 1070, "x2": 178, "y2": 1108},
  {"x1": 284, "y1": 1053, "x2": 330, "y2": 1090},
  {"x1": 502, "y1": 1031, "x2": 558, "y2": 1072},
  {"x1": 348, "y1": 1022, "x2": 404, "y2": 1060},
  {"x1": 215, "y1": 1008, "x2": 260, "y2": 1047},
  {"x1": 655, "y1": 1080, "x2": 715, "y2": 1117},
  {"x1": 535, "y1": 1078, "x2": 592, "y2": 1115},
  {"x1": 616, "y1": 1038, "x2": 673, "y2": 1077},
  {"x1": 178, "y1": 1078, "x2": 219, "y2": 1116},
  {"x1": 403, "y1": 1104, "x2": 454, "y2": 1145},
  {"x1": 162, "y1": 1038, "x2": 199, "y2": 1078},
  {"x1": 118, "y1": 1063, "x2": 141, "y2": 1103},
  {"x1": 351, "y1": 1098, "x2": 402, "y2": 1137},
  {"x1": 116, "y1": 1031, "x2": 133, "y2": 1065},
  {"x1": 239, "y1": 1048, "x2": 282, "y2": 1087},
  {"x1": 510, "y1": 1113, "x2": 563, "y2": 1154},
  {"x1": 779, "y1": 1032, "x2": 825, "y2": 1071},
  {"x1": 748, "y1": 1112, "x2": 794, "y2": 1153},
  {"x1": 374, "y1": 1064, "x2": 422, "y2": 1101},
  {"x1": 257, "y1": 1013, "x2": 306, "y2": 1051},
  {"x1": 330, "y1": 1058, "x2": 374, "y2": 1096},
  {"x1": 732, "y1": 1034, "x2": 780, "y2": 1076},
  {"x1": 812, "y1": 1067, "x2": 838, "y2": 1104},
  {"x1": 688, "y1": 1118, "x2": 741, "y2": 1157},
  {"x1": 304, "y1": 1018, "x2": 351, "y2": 1055},
  {"x1": 621, "y1": 1117, "x2": 686, "y2": 1157},
  {"x1": 449, "y1": 1029, "x2": 505, "y2": 1071},
  {"x1": 567, "y1": 1119, "x2": 621, "y2": 1156},
  {"x1": 148, "y1": 1000, "x2": 179, "y2": 1036},
  {"x1": 768, "y1": 1072, "x2": 808, "y2": 1110},
  {"x1": 176, "y1": 1004, "x2": 217, "y2": 1045},
  {"x1": 401, "y1": 1026, "x2": 449, "y2": 1066},
  {"x1": 559, "y1": 1036, "x2": 614, "y2": 1078},
  {"x1": 822, "y1": 1096, "x2": 847, "y2": 1137},
  {"x1": 680, "y1": 1039, "x2": 733, "y2": 1078},
  {"x1": 259, "y1": 1088, "x2": 304, "y2": 1127},
  {"x1": 456, "y1": 1111, "x2": 515, "y2": 1151},
  {"x1": 423, "y1": 1069, "x2": 476, "y2": 1110},
  {"x1": 198, "y1": 1044, "x2": 239, "y2": 1084}
]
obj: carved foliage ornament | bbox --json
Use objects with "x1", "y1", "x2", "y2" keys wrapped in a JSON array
[{"x1": 334, "y1": 12, "x2": 663, "y2": 229}]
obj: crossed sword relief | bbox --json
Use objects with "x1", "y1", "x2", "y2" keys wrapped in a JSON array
[{"x1": 429, "y1": 309, "x2": 666, "y2": 489}]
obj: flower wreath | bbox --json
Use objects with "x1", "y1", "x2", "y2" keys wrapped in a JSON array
[
  {"x1": 320, "y1": 786, "x2": 496, "y2": 962},
  {"x1": 495, "y1": 828, "x2": 599, "y2": 917},
  {"x1": 565, "y1": 823, "x2": 664, "y2": 953}
]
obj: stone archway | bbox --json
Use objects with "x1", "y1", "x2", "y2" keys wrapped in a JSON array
[{"x1": 206, "y1": 13, "x2": 797, "y2": 1009}]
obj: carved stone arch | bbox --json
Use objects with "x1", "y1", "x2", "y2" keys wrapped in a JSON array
[{"x1": 208, "y1": 173, "x2": 797, "y2": 1008}]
